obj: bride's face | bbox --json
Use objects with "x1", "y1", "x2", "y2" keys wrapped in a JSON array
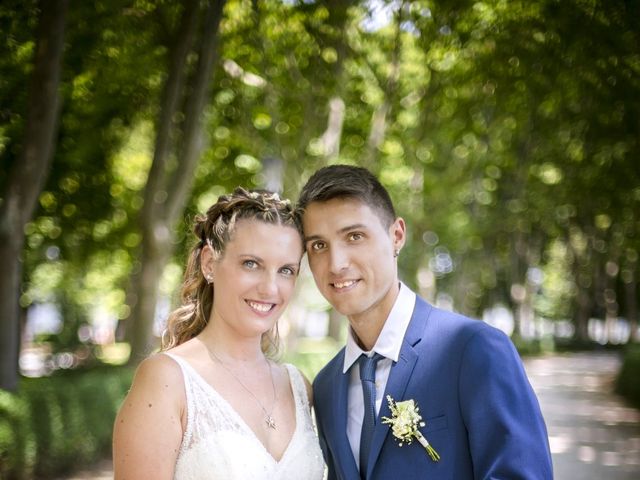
[{"x1": 207, "y1": 219, "x2": 303, "y2": 338}]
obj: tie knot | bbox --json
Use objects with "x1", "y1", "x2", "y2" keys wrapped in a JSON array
[{"x1": 359, "y1": 353, "x2": 383, "y2": 383}]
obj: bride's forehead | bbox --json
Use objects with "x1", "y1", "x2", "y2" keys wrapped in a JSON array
[
  {"x1": 225, "y1": 221, "x2": 302, "y2": 255},
  {"x1": 230, "y1": 219, "x2": 299, "y2": 238}
]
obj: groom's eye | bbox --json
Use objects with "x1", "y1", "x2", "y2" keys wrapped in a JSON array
[{"x1": 311, "y1": 241, "x2": 326, "y2": 251}]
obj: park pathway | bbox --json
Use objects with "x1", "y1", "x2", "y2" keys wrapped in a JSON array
[
  {"x1": 60, "y1": 351, "x2": 639, "y2": 479},
  {"x1": 524, "y1": 351, "x2": 640, "y2": 479}
]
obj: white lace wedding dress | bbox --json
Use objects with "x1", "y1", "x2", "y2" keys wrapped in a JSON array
[{"x1": 164, "y1": 353, "x2": 325, "y2": 480}]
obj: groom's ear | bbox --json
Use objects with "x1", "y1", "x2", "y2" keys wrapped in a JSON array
[{"x1": 390, "y1": 217, "x2": 406, "y2": 251}]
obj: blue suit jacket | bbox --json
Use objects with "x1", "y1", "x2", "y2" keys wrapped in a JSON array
[{"x1": 313, "y1": 297, "x2": 553, "y2": 479}]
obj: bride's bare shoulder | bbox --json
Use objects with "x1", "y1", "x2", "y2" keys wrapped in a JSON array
[{"x1": 128, "y1": 352, "x2": 185, "y2": 397}]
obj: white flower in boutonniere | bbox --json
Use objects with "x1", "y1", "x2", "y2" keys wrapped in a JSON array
[{"x1": 381, "y1": 395, "x2": 441, "y2": 462}]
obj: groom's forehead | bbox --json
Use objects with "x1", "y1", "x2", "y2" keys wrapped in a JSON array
[{"x1": 301, "y1": 199, "x2": 386, "y2": 236}]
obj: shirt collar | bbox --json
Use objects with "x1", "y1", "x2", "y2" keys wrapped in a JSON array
[{"x1": 342, "y1": 282, "x2": 417, "y2": 373}]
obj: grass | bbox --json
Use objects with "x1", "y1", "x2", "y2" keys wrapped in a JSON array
[
  {"x1": 0, "y1": 366, "x2": 133, "y2": 479},
  {"x1": 616, "y1": 343, "x2": 640, "y2": 409}
]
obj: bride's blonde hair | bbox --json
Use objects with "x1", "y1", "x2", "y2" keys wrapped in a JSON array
[{"x1": 161, "y1": 187, "x2": 302, "y2": 355}]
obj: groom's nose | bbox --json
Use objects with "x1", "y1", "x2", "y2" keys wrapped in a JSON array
[{"x1": 328, "y1": 246, "x2": 350, "y2": 274}]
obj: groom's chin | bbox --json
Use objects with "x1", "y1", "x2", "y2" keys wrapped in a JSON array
[{"x1": 325, "y1": 300, "x2": 359, "y2": 319}]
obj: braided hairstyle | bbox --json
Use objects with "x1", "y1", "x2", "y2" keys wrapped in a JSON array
[{"x1": 161, "y1": 187, "x2": 302, "y2": 354}]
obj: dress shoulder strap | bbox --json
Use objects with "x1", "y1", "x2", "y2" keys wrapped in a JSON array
[
  {"x1": 162, "y1": 352, "x2": 196, "y2": 449},
  {"x1": 284, "y1": 364, "x2": 310, "y2": 409}
]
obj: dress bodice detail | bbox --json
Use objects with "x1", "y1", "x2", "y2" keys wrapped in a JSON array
[{"x1": 163, "y1": 352, "x2": 325, "y2": 480}]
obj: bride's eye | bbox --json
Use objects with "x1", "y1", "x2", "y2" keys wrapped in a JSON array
[{"x1": 279, "y1": 266, "x2": 297, "y2": 277}]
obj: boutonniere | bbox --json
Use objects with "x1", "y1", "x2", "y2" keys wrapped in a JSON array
[{"x1": 381, "y1": 395, "x2": 441, "y2": 462}]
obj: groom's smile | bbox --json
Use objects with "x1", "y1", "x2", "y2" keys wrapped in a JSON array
[{"x1": 331, "y1": 279, "x2": 360, "y2": 291}]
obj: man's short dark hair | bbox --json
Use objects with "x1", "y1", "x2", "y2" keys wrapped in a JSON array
[{"x1": 297, "y1": 165, "x2": 396, "y2": 227}]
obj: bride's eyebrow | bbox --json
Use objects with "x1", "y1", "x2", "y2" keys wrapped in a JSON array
[{"x1": 238, "y1": 254, "x2": 262, "y2": 261}]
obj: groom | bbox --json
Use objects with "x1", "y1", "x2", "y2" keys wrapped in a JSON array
[{"x1": 297, "y1": 165, "x2": 553, "y2": 480}]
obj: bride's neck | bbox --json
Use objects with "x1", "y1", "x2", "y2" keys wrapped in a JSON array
[{"x1": 198, "y1": 323, "x2": 265, "y2": 365}]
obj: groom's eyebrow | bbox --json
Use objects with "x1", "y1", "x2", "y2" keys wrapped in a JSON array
[
  {"x1": 303, "y1": 234, "x2": 321, "y2": 243},
  {"x1": 337, "y1": 223, "x2": 367, "y2": 234},
  {"x1": 304, "y1": 224, "x2": 368, "y2": 243}
]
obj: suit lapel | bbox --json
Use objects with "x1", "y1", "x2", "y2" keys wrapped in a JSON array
[
  {"x1": 366, "y1": 298, "x2": 432, "y2": 478},
  {"x1": 327, "y1": 350, "x2": 360, "y2": 479}
]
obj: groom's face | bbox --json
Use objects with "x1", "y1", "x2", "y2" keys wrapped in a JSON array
[{"x1": 302, "y1": 197, "x2": 404, "y2": 324}]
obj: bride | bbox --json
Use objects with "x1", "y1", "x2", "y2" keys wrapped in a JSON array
[{"x1": 113, "y1": 188, "x2": 325, "y2": 479}]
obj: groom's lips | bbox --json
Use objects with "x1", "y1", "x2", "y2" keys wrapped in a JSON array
[{"x1": 330, "y1": 279, "x2": 360, "y2": 292}]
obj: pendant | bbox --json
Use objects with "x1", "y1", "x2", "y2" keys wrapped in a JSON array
[{"x1": 266, "y1": 415, "x2": 276, "y2": 429}]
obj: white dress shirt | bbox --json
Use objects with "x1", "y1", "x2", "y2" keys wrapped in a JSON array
[{"x1": 342, "y1": 282, "x2": 416, "y2": 468}]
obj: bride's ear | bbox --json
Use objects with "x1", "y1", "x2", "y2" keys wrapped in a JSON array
[{"x1": 200, "y1": 244, "x2": 217, "y2": 282}]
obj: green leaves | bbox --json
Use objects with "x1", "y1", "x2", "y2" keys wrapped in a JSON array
[{"x1": 3, "y1": 0, "x2": 638, "y2": 352}]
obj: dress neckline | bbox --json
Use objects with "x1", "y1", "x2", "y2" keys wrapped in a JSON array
[{"x1": 164, "y1": 352, "x2": 301, "y2": 464}]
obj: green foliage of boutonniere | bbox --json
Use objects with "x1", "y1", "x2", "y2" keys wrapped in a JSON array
[{"x1": 381, "y1": 395, "x2": 441, "y2": 462}]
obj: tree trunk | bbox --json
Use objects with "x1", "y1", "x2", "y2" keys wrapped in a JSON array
[
  {"x1": 509, "y1": 233, "x2": 526, "y2": 338},
  {"x1": 0, "y1": 247, "x2": 22, "y2": 391},
  {"x1": 363, "y1": 4, "x2": 402, "y2": 168},
  {"x1": 320, "y1": 97, "x2": 346, "y2": 158},
  {"x1": 139, "y1": 0, "x2": 200, "y2": 227},
  {"x1": 0, "y1": 0, "x2": 68, "y2": 391},
  {"x1": 365, "y1": 102, "x2": 390, "y2": 166},
  {"x1": 319, "y1": 0, "x2": 354, "y2": 162},
  {"x1": 624, "y1": 256, "x2": 638, "y2": 343},
  {"x1": 603, "y1": 259, "x2": 620, "y2": 343},
  {"x1": 165, "y1": 0, "x2": 225, "y2": 222},
  {"x1": 574, "y1": 285, "x2": 591, "y2": 342},
  {"x1": 262, "y1": 156, "x2": 284, "y2": 194},
  {"x1": 127, "y1": 0, "x2": 225, "y2": 363}
]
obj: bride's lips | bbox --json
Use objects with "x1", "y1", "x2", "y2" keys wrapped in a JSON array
[{"x1": 245, "y1": 300, "x2": 277, "y2": 315}]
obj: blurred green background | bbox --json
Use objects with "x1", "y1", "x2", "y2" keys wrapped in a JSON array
[{"x1": 1, "y1": 0, "x2": 639, "y2": 478}]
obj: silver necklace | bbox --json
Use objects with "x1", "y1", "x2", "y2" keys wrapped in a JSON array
[{"x1": 207, "y1": 348, "x2": 278, "y2": 430}]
